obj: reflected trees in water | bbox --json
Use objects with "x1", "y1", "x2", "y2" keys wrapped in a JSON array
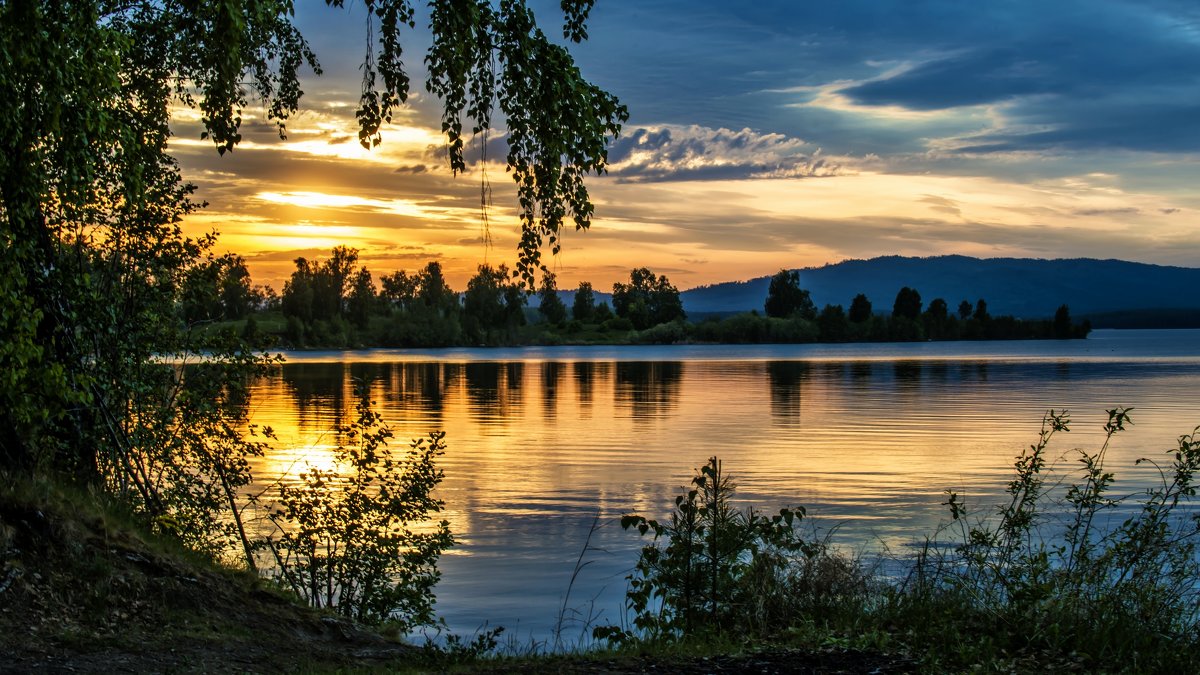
[
  {"x1": 767, "y1": 361, "x2": 810, "y2": 426},
  {"x1": 463, "y1": 362, "x2": 526, "y2": 426},
  {"x1": 614, "y1": 362, "x2": 683, "y2": 420},
  {"x1": 541, "y1": 362, "x2": 565, "y2": 418},
  {"x1": 573, "y1": 362, "x2": 599, "y2": 408}
]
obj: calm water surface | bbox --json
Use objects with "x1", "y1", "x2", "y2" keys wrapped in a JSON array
[{"x1": 245, "y1": 329, "x2": 1200, "y2": 641}]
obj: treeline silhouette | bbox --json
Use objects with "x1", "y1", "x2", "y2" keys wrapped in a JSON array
[
  {"x1": 194, "y1": 250, "x2": 1088, "y2": 348},
  {"x1": 692, "y1": 269, "x2": 1091, "y2": 344}
]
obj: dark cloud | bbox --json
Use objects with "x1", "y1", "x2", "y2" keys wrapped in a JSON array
[
  {"x1": 952, "y1": 98, "x2": 1200, "y2": 153},
  {"x1": 247, "y1": 248, "x2": 342, "y2": 263},
  {"x1": 842, "y1": 48, "x2": 1064, "y2": 110},
  {"x1": 921, "y1": 195, "x2": 963, "y2": 218},
  {"x1": 565, "y1": 1, "x2": 1200, "y2": 160}
]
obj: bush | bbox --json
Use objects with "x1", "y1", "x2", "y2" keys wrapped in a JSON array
[
  {"x1": 634, "y1": 320, "x2": 691, "y2": 344},
  {"x1": 263, "y1": 392, "x2": 453, "y2": 629},
  {"x1": 603, "y1": 316, "x2": 634, "y2": 332},
  {"x1": 599, "y1": 413, "x2": 1200, "y2": 671},
  {"x1": 596, "y1": 458, "x2": 838, "y2": 642}
]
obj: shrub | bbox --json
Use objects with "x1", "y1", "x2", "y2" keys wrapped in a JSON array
[
  {"x1": 263, "y1": 392, "x2": 453, "y2": 629},
  {"x1": 603, "y1": 316, "x2": 634, "y2": 332},
  {"x1": 634, "y1": 319, "x2": 691, "y2": 344},
  {"x1": 596, "y1": 458, "x2": 825, "y2": 642}
]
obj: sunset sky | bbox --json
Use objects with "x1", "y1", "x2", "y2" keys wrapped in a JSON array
[{"x1": 171, "y1": 0, "x2": 1200, "y2": 291}]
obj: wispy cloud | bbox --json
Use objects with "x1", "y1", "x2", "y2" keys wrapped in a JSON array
[
  {"x1": 608, "y1": 125, "x2": 840, "y2": 182},
  {"x1": 253, "y1": 191, "x2": 475, "y2": 221}
]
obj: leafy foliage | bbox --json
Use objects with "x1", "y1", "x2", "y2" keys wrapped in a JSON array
[
  {"x1": 896, "y1": 408, "x2": 1200, "y2": 671},
  {"x1": 848, "y1": 293, "x2": 873, "y2": 323},
  {"x1": 891, "y1": 286, "x2": 922, "y2": 320},
  {"x1": 537, "y1": 271, "x2": 568, "y2": 325},
  {"x1": 0, "y1": 0, "x2": 623, "y2": 646},
  {"x1": 816, "y1": 304, "x2": 849, "y2": 342},
  {"x1": 463, "y1": 263, "x2": 526, "y2": 343},
  {"x1": 1, "y1": 0, "x2": 625, "y2": 464},
  {"x1": 264, "y1": 392, "x2": 453, "y2": 628},
  {"x1": 572, "y1": 281, "x2": 597, "y2": 321},
  {"x1": 421, "y1": 0, "x2": 629, "y2": 283}
]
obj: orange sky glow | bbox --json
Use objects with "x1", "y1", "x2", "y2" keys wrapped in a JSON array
[{"x1": 170, "y1": 2, "x2": 1200, "y2": 293}]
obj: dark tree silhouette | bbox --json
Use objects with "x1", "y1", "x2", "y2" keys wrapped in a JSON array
[
  {"x1": 613, "y1": 268, "x2": 685, "y2": 330},
  {"x1": 892, "y1": 287, "x2": 923, "y2": 320},
  {"x1": 573, "y1": 281, "x2": 596, "y2": 321},
  {"x1": 974, "y1": 299, "x2": 990, "y2": 321},
  {"x1": 537, "y1": 272, "x2": 568, "y2": 325},
  {"x1": 347, "y1": 268, "x2": 376, "y2": 329},
  {"x1": 764, "y1": 269, "x2": 817, "y2": 320},
  {"x1": 923, "y1": 298, "x2": 951, "y2": 340},
  {"x1": 1054, "y1": 304, "x2": 1073, "y2": 339},
  {"x1": 464, "y1": 264, "x2": 525, "y2": 342},
  {"x1": 817, "y1": 304, "x2": 849, "y2": 342},
  {"x1": 848, "y1": 293, "x2": 873, "y2": 323}
]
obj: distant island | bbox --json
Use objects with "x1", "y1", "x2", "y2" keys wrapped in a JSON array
[{"x1": 184, "y1": 250, "x2": 1135, "y2": 349}]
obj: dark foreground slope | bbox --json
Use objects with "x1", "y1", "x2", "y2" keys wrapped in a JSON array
[
  {"x1": 682, "y1": 255, "x2": 1200, "y2": 319},
  {"x1": 0, "y1": 481, "x2": 414, "y2": 673}
]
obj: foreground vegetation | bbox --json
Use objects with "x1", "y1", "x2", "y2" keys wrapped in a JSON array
[
  {"x1": 581, "y1": 410, "x2": 1200, "y2": 673},
  {"x1": 5, "y1": 408, "x2": 1198, "y2": 673}
]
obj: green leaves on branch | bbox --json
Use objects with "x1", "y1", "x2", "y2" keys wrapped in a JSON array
[{"x1": 423, "y1": 0, "x2": 628, "y2": 284}]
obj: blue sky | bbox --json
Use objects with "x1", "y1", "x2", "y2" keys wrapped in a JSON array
[{"x1": 173, "y1": 0, "x2": 1200, "y2": 289}]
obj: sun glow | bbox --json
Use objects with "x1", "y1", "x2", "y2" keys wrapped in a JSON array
[{"x1": 254, "y1": 191, "x2": 473, "y2": 221}]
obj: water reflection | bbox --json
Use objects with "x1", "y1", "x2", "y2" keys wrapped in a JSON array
[
  {"x1": 245, "y1": 333, "x2": 1200, "y2": 641},
  {"x1": 614, "y1": 362, "x2": 683, "y2": 419},
  {"x1": 892, "y1": 361, "x2": 923, "y2": 396},
  {"x1": 767, "y1": 361, "x2": 808, "y2": 425},
  {"x1": 279, "y1": 362, "x2": 353, "y2": 431},
  {"x1": 381, "y1": 362, "x2": 448, "y2": 427},
  {"x1": 573, "y1": 361, "x2": 598, "y2": 407},
  {"x1": 463, "y1": 361, "x2": 500, "y2": 413},
  {"x1": 541, "y1": 362, "x2": 565, "y2": 418}
]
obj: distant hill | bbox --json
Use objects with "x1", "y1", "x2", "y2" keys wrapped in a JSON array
[{"x1": 678, "y1": 256, "x2": 1200, "y2": 320}]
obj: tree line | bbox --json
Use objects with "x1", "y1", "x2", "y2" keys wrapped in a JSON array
[
  {"x1": 206, "y1": 252, "x2": 1088, "y2": 348},
  {"x1": 749, "y1": 269, "x2": 1090, "y2": 343},
  {"x1": 262, "y1": 247, "x2": 689, "y2": 347}
]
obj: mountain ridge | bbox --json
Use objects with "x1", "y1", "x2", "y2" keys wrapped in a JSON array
[{"x1": 676, "y1": 255, "x2": 1200, "y2": 319}]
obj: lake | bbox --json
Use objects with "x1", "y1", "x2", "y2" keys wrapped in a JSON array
[{"x1": 245, "y1": 329, "x2": 1200, "y2": 644}]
